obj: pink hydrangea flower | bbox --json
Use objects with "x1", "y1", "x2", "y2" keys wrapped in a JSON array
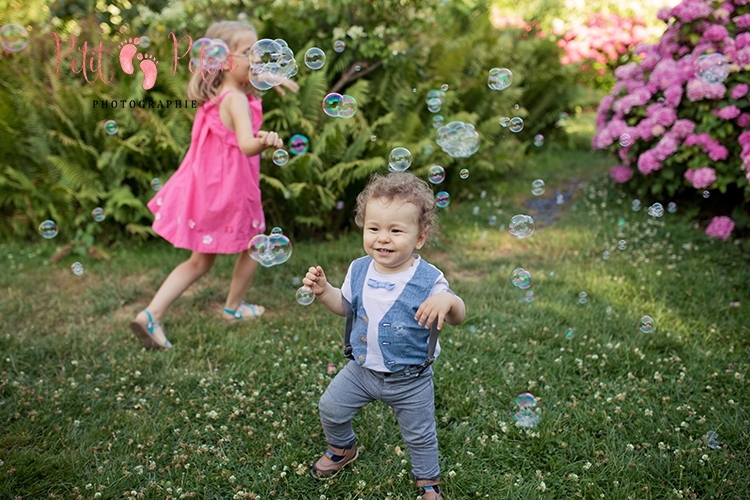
[
  {"x1": 730, "y1": 83, "x2": 749, "y2": 99},
  {"x1": 685, "y1": 166, "x2": 717, "y2": 189},
  {"x1": 739, "y1": 114, "x2": 750, "y2": 127},
  {"x1": 714, "y1": 105, "x2": 741, "y2": 119},
  {"x1": 637, "y1": 149, "x2": 662, "y2": 174},
  {"x1": 705, "y1": 216, "x2": 734, "y2": 241},
  {"x1": 610, "y1": 165, "x2": 634, "y2": 183},
  {"x1": 734, "y1": 13, "x2": 750, "y2": 29}
]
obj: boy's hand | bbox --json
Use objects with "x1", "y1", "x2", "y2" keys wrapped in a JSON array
[
  {"x1": 414, "y1": 293, "x2": 458, "y2": 331},
  {"x1": 303, "y1": 266, "x2": 329, "y2": 296},
  {"x1": 257, "y1": 130, "x2": 284, "y2": 149}
]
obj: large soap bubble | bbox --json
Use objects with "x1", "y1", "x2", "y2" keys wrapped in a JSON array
[
  {"x1": 249, "y1": 39, "x2": 297, "y2": 91},
  {"x1": 436, "y1": 121, "x2": 479, "y2": 158},
  {"x1": 247, "y1": 227, "x2": 293, "y2": 267}
]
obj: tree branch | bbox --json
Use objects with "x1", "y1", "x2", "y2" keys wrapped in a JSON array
[{"x1": 329, "y1": 59, "x2": 383, "y2": 94}]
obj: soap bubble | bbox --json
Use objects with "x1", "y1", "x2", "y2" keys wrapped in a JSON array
[
  {"x1": 487, "y1": 67, "x2": 512, "y2": 90},
  {"x1": 638, "y1": 315, "x2": 655, "y2": 333},
  {"x1": 272, "y1": 149, "x2": 289, "y2": 166},
  {"x1": 706, "y1": 430, "x2": 721, "y2": 450},
  {"x1": 104, "y1": 120, "x2": 118, "y2": 135},
  {"x1": 38, "y1": 220, "x2": 58, "y2": 239},
  {"x1": 440, "y1": 84, "x2": 449, "y2": 92},
  {"x1": 602, "y1": 250, "x2": 610, "y2": 260},
  {"x1": 510, "y1": 268, "x2": 532, "y2": 289},
  {"x1": 333, "y1": 40, "x2": 346, "y2": 53},
  {"x1": 488, "y1": 216, "x2": 497, "y2": 226},
  {"x1": 514, "y1": 104, "x2": 520, "y2": 110},
  {"x1": 388, "y1": 147, "x2": 413, "y2": 172},
  {"x1": 435, "y1": 191, "x2": 450, "y2": 208},
  {"x1": 432, "y1": 115, "x2": 445, "y2": 129},
  {"x1": 524, "y1": 290, "x2": 534, "y2": 302},
  {"x1": 289, "y1": 134, "x2": 310, "y2": 155},
  {"x1": 511, "y1": 393, "x2": 541, "y2": 428},
  {"x1": 565, "y1": 328, "x2": 574, "y2": 339},
  {"x1": 531, "y1": 179, "x2": 545, "y2": 196},
  {"x1": 1, "y1": 23, "x2": 28, "y2": 52},
  {"x1": 509, "y1": 117, "x2": 524, "y2": 133},
  {"x1": 336, "y1": 200, "x2": 345, "y2": 210},
  {"x1": 617, "y1": 217, "x2": 626, "y2": 227},
  {"x1": 702, "y1": 190, "x2": 710, "y2": 199},
  {"x1": 323, "y1": 93, "x2": 343, "y2": 117},
  {"x1": 71, "y1": 262, "x2": 84, "y2": 276},
  {"x1": 533, "y1": 134, "x2": 544, "y2": 147},
  {"x1": 556, "y1": 194, "x2": 564, "y2": 205},
  {"x1": 499, "y1": 117, "x2": 510, "y2": 128},
  {"x1": 647, "y1": 203, "x2": 664, "y2": 218},
  {"x1": 667, "y1": 202, "x2": 677, "y2": 213},
  {"x1": 618, "y1": 239, "x2": 627, "y2": 251},
  {"x1": 192, "y1": 37, "x2": 229, "y2": 72},
  {"x1": 392, "y1": 321, "x2": 408, "y2": 337},
  {"x1": 459, "y1": 168, "x2": 469, "y2": 179},
  {"x1": 631, "y1": 199, "x2": 641, "y2": 212},
  {"x1": 338, "y1": 95, "x2": 357, "y2": 118},
  {"x1": 428, "y1": 165, "x2": 445, "y2": 184},
  {"x1": 556, "y1": 112, "x2": 569, "y2": 127},
  {"x1": 695, "y1": 53, "x2": 729, "y2": 84},
  {"x1": 248, "y1": 229, "x2": 293, "y2": 267},
  {"x1": 139, "y1": 36, "x2": 151, "y2": 49},
  {"x1": 619, "y1": 133, "x2": 632, "y2": 147},
  {"x1": 370, "y1": 135, "x2": 377, "y2": 142},
  {"x1": 296, "y1": 286, "x2": 315, "y2": 306},
  {"x1": 304, "y1": 47, "x2": 326, "y2": 70},
  {"x1": 91, "y1": 207, "x2": 105, "y2": 222},
  {"x1": 249, "y1": 38, "x2": 297, "y2": 90},
  {"x1": 436, "y1": 121, "x2": 479, "y2": 158},
  {"x1": 578, "y1": 291, "x2": 588, "y2": 304},
  {"x1": 509, "y1": 214, "x2": 535, "y2": 239},
  {"x1": 151, "y1": 178, "x2": 162, "y2": 191}
]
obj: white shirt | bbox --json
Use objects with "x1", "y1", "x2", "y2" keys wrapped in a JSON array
[{"x1": 341, "y1": 254, "x2": 450, "y2": 372}]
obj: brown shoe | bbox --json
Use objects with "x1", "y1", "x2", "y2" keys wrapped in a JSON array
[
  {"x1": 310, "y1": 444, "x2": 358, "y2": 479},
  {"x1": 417, "y1": 478, "x2": 443, "y2": 500}
]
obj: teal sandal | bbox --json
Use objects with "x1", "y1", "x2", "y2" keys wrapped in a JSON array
[
  {"x1": 223, "y1": 302, "x2": 265, "y2": 322},
  {"x1": 129, "y1": 310, "x2": 172, "y2": 349}
]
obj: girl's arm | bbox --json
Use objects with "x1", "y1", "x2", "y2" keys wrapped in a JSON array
[{"x1": 225, "y1": 92, "x2": 282, "y2": 156}]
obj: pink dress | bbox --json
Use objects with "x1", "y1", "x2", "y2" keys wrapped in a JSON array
[{"x1": 147, "y1": 91, "x2": 266, "y2": 254}]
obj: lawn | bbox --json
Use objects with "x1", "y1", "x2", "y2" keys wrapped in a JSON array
[{"x1": 1, "y1": 145, "x2": 749, "y2": 499}]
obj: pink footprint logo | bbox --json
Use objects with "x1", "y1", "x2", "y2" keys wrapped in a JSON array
[{"x1": 117, "y1": 37, "x2": 159, "y2": 90}]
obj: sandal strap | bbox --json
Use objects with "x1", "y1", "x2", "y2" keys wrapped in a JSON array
[
  {"x1": 223, "y1": 302, "x2": 260, "y2": 320},
  {"x1": 141, "y1": 310, "x2": 170, "y2": 347}
]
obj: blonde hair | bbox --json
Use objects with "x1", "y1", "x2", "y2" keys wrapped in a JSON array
[
  {"x1": 354, "y1": 172, "x2": 439, "y2": 241},
  {"x1": 186, "y1": 20, "x2": 258, "y2": 107}
]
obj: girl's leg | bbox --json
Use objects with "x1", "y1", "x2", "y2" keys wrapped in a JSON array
[
  {"x1": 222, "y1": 250, "x2": 263, "y2": 319},
  {"x1": 134, "y1": 252, "x2": 216, "y2": 344}
]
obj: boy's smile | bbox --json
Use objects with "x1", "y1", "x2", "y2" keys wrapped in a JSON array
[{"x1": 363, "y1": 197, "x2": 427, "y2": 274}]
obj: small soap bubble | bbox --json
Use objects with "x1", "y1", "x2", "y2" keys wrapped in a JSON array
[
  {"x1": 617, "y1": 217, "x2": 626, "y2": 227},
  {"x1": 702, "y1": 190, "x2": 710, "y2": 199},
  {"x1": 370, "y1": 135, "x2": 377, "y2": 142},
  {"x1": 71, "y1": 262, "x2": 84, "y2": 276},
  {"x1": 480, "y1": 190, "x2": 486, "y2": 199},
  {"x1": 631, "y1": 199, "x2": 641, "y2": 212},
  {"x1": 619, "y1": 133, "x2": 632, "y2": 147},
  {"x1": 605, "y1": 305, "x2": 613, "y2": 315},
  {"x1": 565, "y1": 328, "x2": 574, "y2": 339},
  {"x1": 272, "y1": 149, "x2": 289, "y2": 166},
  {"x1": 336, "y1": 200, "x2": 345, "y2": 210},
  {"x1": 435, "y1": 191, "x2": 450, "y2": 208},
  {"x1": 388, "y1": 147, "x2": 413, "y2": 172},
  {"x1": 618, "y1": 239, "x2": 627, "y2": 250},
  {"x1": 392, "y1": 321, "x2": 408, "y2": 337},
  {"x1": 488, "y1": 216, "x2": 497, "y2": 226},
  {"x1": 602, "y1": 250, "x2": 610, "y2": 260},
  {"x1": 428, "y1": 165, "x2": 445, "y2": 184},
  {"x1": 322, "y1": 93, "x2": 343, "y2": 117},
  {"x1": 514, "y1": 104, "x2": 520, "y2": 110},
  {"x1": 459, "y1": 168, "x2": 469, "y2": 180},
  {"x1": 151, "y1": 178, "x2": 162, "y2": 191},
  {"x1": 499, "y1": 117, "x2": 510, "y2": 128},
  {"x1": 509, "y1": 214, "x2": 535, "y2": 239},
  {"x1": 295, "y1": 286, "x2": 315, "y2": 306},
  {"x1": 91, "y1": 207, "x2": 105, "y2": 222},
  {"x1": 510, "y1": 268, "x2": 532, "y2": 289},
  {"x1": 289, "y1": 134, "x2": 310, "y2": 155},
  {"x1": 533, "y1": 134, "x2": 544, "y2": 147},
  {"x1": 578, "y1": 291, "x2": 588, "y2": 304},
  {"x1": 531, "y1": 179, "x2": 545, "y2": 196},
  {"x1": 647, "y1": 203, "x2": 664, "y2": 218},
  {"x1": 1, "y1": 23, "x2": 28, "y2": 52},
  {"x1": 511, "y1": 393, "x2": 541, "y2": 427},
  {"x1": 423, "y1": 145, "x2": 433, "y2": 155},
  {"x1": 556, "y1": 194, "x2": 564, "y2": 205},
  {"x1": 338, "y1": 95, "x2": 358, "y2": 118},
  {"x1": 333, "y1": 40, "x2": 346, "y2": 53},
  {"x1": 524, "y1": 290, "x2": 534, "y2": 303},
  {"x1": 487, "y1": 67, "x2": 512, "y2": 90},
  {"x1": 38, "y1": 220, "x2": 58, "y2": 239},
  {"x1": 667, "y1": 201, "x2": 677, "y2": 213},
  {"x1": 426, "y1": 97, "x2": 442, "y2": 113},
  {"x1": 638, "y1": 315, "x2": 655, "y2": 333},
  {"x1": 104, "y1": 120, "x2": 119, "y2": 135},
  {"x1": 509, "y1": 117, "x2": 524, "y2": 133},
  {"x1": 472, "y1": 206, "x2": 480, "y2": 216},
  {"x1": 556, "y1": 112, "x2": 569, "y2": 127},
  {"x1": 432, "y1": 115, "x2": 445, "y2": 129},
  {"x1": 706, "y1": 430, "x2": 721, "y2": 449},
  {"x1": 440, "y1": 84, "x2": 449, "y2": 92},
  {"x1": 139, "y1": 36, "x2": 151, "y2": 49},
  {"x1": 304, "y1": 47, "x2": 326, "y2": 70}
]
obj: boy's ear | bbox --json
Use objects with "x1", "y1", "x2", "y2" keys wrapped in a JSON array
[{"x1": 415, "y1": 230, "x2": 428, "y2": 250}]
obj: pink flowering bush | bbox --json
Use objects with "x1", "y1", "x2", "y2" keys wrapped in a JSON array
[{"x1": 593, "y1": 0, "x2": 750, "y2": 231}]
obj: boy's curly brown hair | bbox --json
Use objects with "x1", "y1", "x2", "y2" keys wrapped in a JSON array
[{"x1": 354, "y1": 172, "x2": 439, "y2": 241}]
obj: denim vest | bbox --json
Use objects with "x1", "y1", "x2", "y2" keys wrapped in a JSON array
[{"x1": 347, "y1": 255, "x2": 441, "y2": 372}]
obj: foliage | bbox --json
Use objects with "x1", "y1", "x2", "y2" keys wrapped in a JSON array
[
  {"x1": 0, "y1": 0, "x2": 579, "y2": 242},
  {"x1": 592, "y1": 0, "x2": 750, "y2": 236}
]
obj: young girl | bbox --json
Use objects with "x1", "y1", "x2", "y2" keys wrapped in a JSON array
[
  {"x1": 302, "y1": 172, "x2": 466, "y2": 500},
  {"x1": 130, "y1": 20, "x2": 298, "y2": 349}
]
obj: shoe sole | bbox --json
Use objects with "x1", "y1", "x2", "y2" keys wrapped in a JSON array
[
  {"x1": 310, "y1": 449, "x2": 359, "y2": 480},
  {"x1": 129, "y1": 320, "x2": 168, "y2": 350}
]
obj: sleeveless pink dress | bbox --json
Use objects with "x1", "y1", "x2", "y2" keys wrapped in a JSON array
[{"x1": 147, "y1": 91, "x2": 266, "y2": 254}]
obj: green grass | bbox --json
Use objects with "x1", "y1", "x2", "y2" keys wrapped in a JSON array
[{"x1": 1, "y1": 146, "x2": 749, "y2": 499}]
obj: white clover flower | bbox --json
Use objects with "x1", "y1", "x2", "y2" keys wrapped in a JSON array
[
  {"x1": 332, "y1": 27, "x2": 347, "y2": 40},
  {"x1": 626, "y1": 443, "x2": 635, "y2": 451},
  {"x1": 583, "y1": 461, "x2": 592, "y2": 470}
]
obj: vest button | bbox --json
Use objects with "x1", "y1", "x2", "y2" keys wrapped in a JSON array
[
  {"x1": 360, "y1": 336, "x2": 367, "y2": 343},
  {"x1": 361, "y1": 316, "x2": 368, "y2": 323},
  {"x1": 358, "y1": 355, "x2": 365, "y2": 362}
]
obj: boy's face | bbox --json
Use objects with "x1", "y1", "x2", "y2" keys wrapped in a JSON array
[{"x1": 362, "y1": 197, "x2": 427, "y2": 274}]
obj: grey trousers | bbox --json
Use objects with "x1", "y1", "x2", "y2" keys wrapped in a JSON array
[{"x1": 317, "y1": 360, "x2": 440, "y2": 480}]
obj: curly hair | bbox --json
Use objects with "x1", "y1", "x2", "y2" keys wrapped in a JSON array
[{"x1": 354, "y1": 172, "x2": 439, "y2": 241}]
